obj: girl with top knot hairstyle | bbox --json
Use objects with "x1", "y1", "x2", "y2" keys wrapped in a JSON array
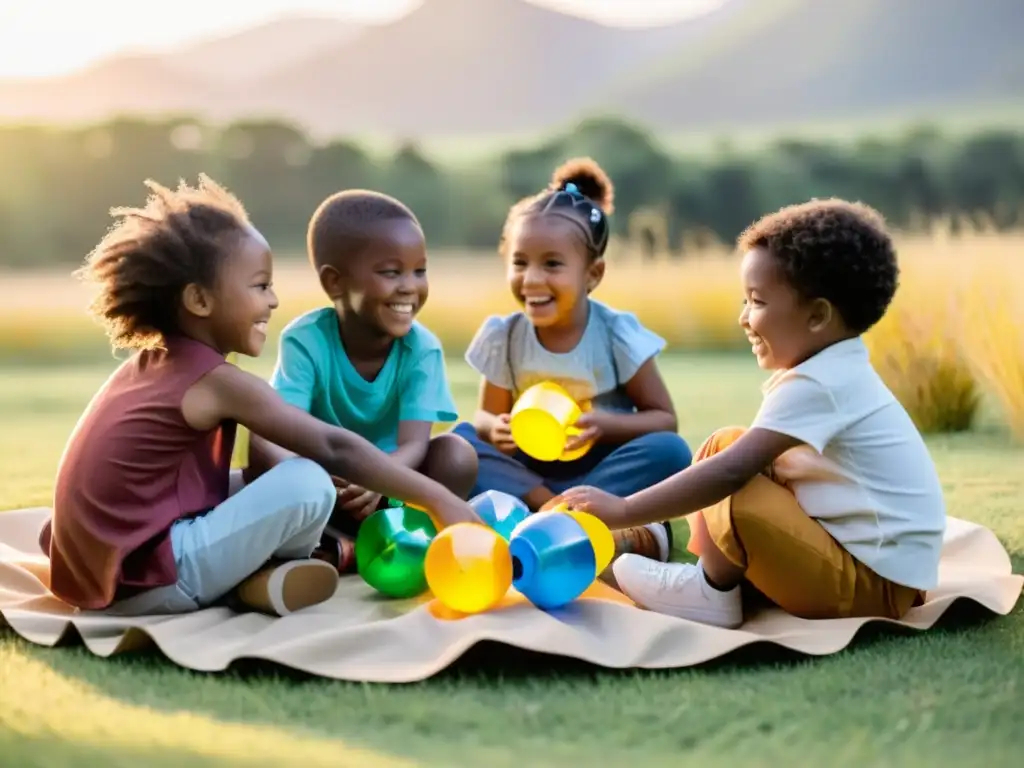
[{"x1": 453, "y1": 157, "x2": 693, "y2": 565}]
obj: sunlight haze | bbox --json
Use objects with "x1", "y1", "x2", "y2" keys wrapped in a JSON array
[{"x1": 0, "y1": 0, "x2": 724, "y2": 78}]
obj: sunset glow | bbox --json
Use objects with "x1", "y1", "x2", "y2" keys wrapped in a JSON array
[{"x1": 0, "y1": 0, "x2": 721, "y2": 78}]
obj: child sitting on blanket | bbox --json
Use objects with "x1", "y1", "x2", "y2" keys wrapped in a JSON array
[
  {"x1": 39, "y1": 176, "x2": 480, "y2": 618},
  {"x1": 246, "y1": 190, "x2": 478, "y2": 573},
  {"x1": 545, "y1": 198, "x2": 947, "y2": 629},
  {"x1": 452, "y1": 157, "x2": 692, "y2": 565}
]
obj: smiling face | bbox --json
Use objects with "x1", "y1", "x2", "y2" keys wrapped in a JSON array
[
  {"x1": 326, "y1": 217, "x2": 428, "y2": 340},
  {"x1": 199, "y1": 225, "x2": 278, "y2": 357},
  {"x1": 506, "y1": 214, "x2": 604, "y2": 329},
  {"x1": 738, "y1": 246, "x2": 838, "y2": 370}
]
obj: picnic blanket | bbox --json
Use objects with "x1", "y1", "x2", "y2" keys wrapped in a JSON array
[{"x1": 1, "y1": 506, "x2": 1020, "y2": 683}]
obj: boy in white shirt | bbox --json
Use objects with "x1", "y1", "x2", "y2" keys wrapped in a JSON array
[{"x1": 545, "y1": 198, "x2": 947, "y2": 628}]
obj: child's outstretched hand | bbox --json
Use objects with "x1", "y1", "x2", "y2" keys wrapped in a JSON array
[
  {"x1": 431, "y1": 497, "x2": 485, "y2": 528},
  {"x1": 543, "y1": 485, "x2": 629, "y2": 529},
  {"x1": 489, "y1": 413, "x2": 517, "y2": 455},
  {"x1": 333, "y1": 477, "x2": 481, "y2": 528}
]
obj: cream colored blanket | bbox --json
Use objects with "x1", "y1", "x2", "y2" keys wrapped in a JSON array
[{"x1": 1, "y1": 506, "x2": 1019, "y2": 683}]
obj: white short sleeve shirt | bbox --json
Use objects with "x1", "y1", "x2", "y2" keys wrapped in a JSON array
[{"x1": 751, "y1": 337, "x2": 947, "y2": 591}]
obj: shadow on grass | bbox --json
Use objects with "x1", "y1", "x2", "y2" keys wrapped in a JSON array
[
  {"x1": 3, "y1": 595, "x2": 1014, "y2": 768},
  {"x1": 0, "y1": 732, "x2": 244, "y2": 768}
]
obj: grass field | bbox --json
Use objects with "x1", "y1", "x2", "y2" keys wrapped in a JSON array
[{"x1": 1, "y1": 351, "x2": 1022, "y2": 767}]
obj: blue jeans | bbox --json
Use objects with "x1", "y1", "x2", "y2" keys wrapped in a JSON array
[
  {"x1": 452, "y1": 422, "x2": 692, "y2": 500},
  {"x1": 105, "y1": 457, "x2": 335, "y2": 615}
]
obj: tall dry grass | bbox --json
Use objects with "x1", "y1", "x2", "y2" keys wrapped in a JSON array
[
  {"x1": 861, "y1": 221, "x2": 1023, "y2": 437},
  {"x1": 958, "y1": 253, "x2": 1024, "y2": 441},
  {"x1": 863, "y1": 221, "x2": 981, "y2": 433},
  {"x1": 2, "y1": 224, "x2": 1023, "y2": 438}
]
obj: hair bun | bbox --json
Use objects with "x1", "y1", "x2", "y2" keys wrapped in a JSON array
[{"x1": 549, "y1": 157, "x2": 614, "y2": 214}]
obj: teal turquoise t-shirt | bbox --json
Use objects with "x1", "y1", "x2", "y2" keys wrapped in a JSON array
[{"x1": 270, "y1": 307, "x2": 459, "y2": 452}]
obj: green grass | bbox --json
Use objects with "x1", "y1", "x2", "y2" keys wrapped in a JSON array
[{"x1": 1, "y1": 353, "x2": 1022, "y2": 767}]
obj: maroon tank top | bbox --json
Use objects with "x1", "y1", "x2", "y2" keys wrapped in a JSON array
[{"x1": 40, "y1": 335, "x2": 236, "y2": 610}]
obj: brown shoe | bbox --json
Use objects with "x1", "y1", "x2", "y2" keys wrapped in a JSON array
[
  {"x1": 235, "y1": 559, "x2": 339, "y2": 617},
  {"x1": 612, "y1": 523, "x2": 671, "y2": 562},
  {"x1": 313, "y1": 529, "x2": 358, "y2": 574}
]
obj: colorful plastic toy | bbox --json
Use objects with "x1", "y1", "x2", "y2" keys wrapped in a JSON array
[
  {"x1": 355, "y1": 505, "x2": 437, "y2": 598},
  {"x1": 424, "y1": 522, "x2": 513, "y2": 614},
  {"x1": 386, "y1": 497, "x2": 442, "y2": 530},
  {"x1": 508, "y1": 510, "x2": 605, "y2": 609},
  {"x1": 562, "y1": 507, "x2": 615, "y2": 574},
  {"x1": 421, "y1": 505, "x2": 614, "y2": 614},
  {"x1": 366, "y1": 493, "x2": 615, "y2": 614},
  {"x1": 509, "y1": 381, "x2": 593, "y2": 462},
  {"x1": 470, "y1": 489, "x2": 531, "y2": 540}
]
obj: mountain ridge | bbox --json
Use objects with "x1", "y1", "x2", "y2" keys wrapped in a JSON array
[{"x1": 0, "y1": 0, "x2": 1019, "y2": 138}]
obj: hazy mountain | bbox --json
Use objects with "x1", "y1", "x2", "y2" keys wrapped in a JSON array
[
  {"x1": 245, "y1": 0, "x2": 704, "y2": 136},
  {"x1": 0, "y1": 54, "x2": 238, "y2": 124},
  {"x1": 166, "y1": 16, "x2": 365, "y2": 85},
  {"x1": 595, "y1": 0, "x2": 1024, "y2": 130},
  {"x1": 0, "y1": 0, "x2": 1020, "y2": 137},
  {"x1": 0, "y1": 13, "x2": 364, "y2": 125}
]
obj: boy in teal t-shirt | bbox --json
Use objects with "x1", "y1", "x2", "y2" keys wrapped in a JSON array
[
  {"x1": 248, "y1": 190, "x2": 478, "y2": 572},
  {"x1": 272, "y1": 307, "x2": 457, "y2": 454}
]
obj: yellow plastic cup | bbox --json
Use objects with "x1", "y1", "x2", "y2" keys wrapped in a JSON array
[
  {"x1": 510, "y1": 381, "x2": 582, "y2": 462},
  {"x1": 424, "y1": 522, "x2": 513, "y2": 614}
]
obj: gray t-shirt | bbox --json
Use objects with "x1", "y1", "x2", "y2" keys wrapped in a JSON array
[{"x1": 464, "y1": 299, "x2": 666, "y2": 413}]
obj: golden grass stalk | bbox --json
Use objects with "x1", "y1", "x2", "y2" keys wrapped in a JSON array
[
  {"x1": 958, "y1": 243, "x2": 1024, "y2": 441},
  {"x1": 864, "y1": 227, "x2": 985, "y2": 433},
  {"x1": 865, "y1": 301, "x2": 980, "y2": 433}
]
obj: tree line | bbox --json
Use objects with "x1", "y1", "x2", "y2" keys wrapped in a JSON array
[{"x1": 1, "y1": 115, "x2": 1022, "y2": 268}]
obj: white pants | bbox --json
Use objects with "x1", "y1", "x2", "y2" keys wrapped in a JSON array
[{"x1": 106, "y1": 457, "x2": 335, "y2": 615}]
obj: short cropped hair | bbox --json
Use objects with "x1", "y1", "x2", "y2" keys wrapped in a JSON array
[{"x1": 306, "y1": 190, "x2": 419, "y2": 272}]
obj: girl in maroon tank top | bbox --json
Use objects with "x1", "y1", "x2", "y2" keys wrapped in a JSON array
[{"x1": 44, "y1": 175, "x2": 482, "y2": 616}]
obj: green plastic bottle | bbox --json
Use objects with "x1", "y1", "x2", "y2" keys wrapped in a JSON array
[{"x1": 355, "y1": 505, "x2": 438, "y2": 599}]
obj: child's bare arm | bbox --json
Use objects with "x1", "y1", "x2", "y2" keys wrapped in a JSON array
[
  {"x1": 246, "y1": 421, "x2": 431, "y2": 480},
  {"x1": 244, "y1": 433, "x2": 298, "y2": 483},
  {"x1": 570, "y1": 358, "x2": 677, "y2": 447},
  {"x1": 553, "y1": 428, "x2": 803, "y2": 529},
  {"x1": 613, "y1": 358, "x2": 677, "y2": 435},
  {"x1": 392, "y1": 420, "x2": 432, "y2": 469},
  {"x1": 184, "y1": 365, "x2": 481, "y2": 526},
  {"x1": 628, "y1": 427, "x2": 800, "y2": 520}
]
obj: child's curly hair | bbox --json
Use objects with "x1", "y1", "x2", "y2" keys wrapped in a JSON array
[
  {"x1": 738, "y1": 198, "x2": 900, "y2": 334},
  {"x1": 76, "y1": 174, "x2": 252, "y2": 351},
  {"x1": 500, "y1": 157, "x2": 615, "y2": 261},
  {"x1": 307, "y1": 189, "x2": 419, "y2": 273}
]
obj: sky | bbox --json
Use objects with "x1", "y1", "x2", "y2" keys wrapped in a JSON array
[{"x1": 0, "y1": 0, "x2": 724, "y2": 78}]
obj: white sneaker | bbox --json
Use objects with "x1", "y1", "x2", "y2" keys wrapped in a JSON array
[{"x1": 612, "y1": 555, "x2": 743, "y2": 628}]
